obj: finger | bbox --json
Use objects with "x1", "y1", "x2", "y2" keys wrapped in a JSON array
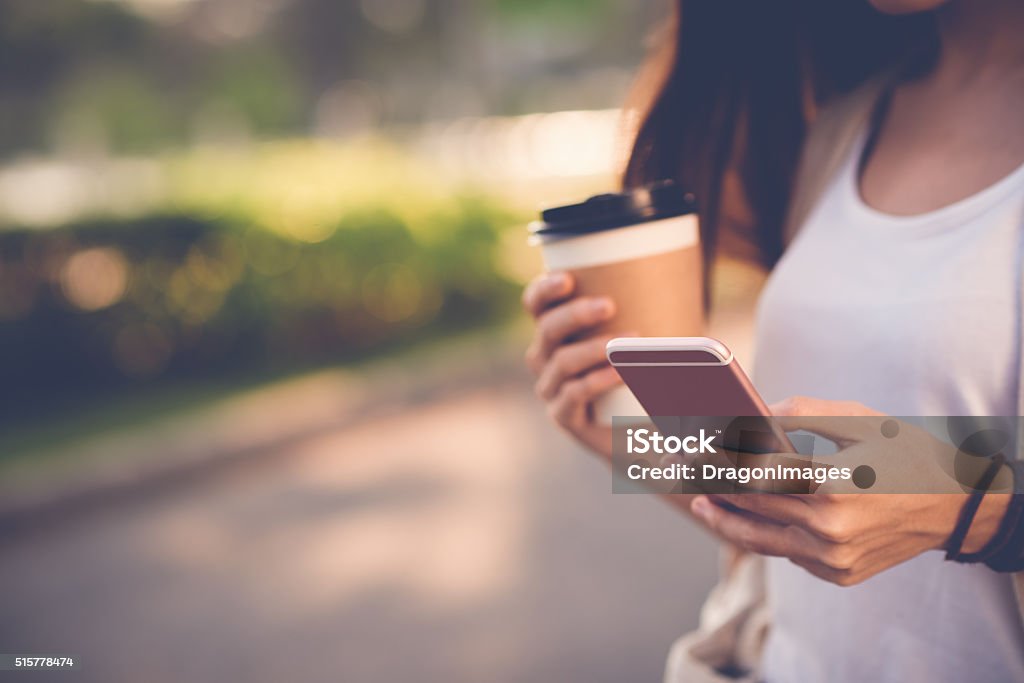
[
  {"x1": 768, "y1": 398, "x2": 886, "y2": 447},
  {"x1": 535, "y1": 333, "x2": 631, "y2": 400},
  {"x1": 715, "y1": 491, "x2": 888, "y2": 546},
  {"x1": 691, "y1": 496, "x2": 820, "y2": 560},
  {"x1": 708, "y1": 493, "x2": 815, "y2": 528},
  {"x1": 525, "y1": 296, "x2": 614, "y2": 375},
  {"x1": 773, "y1": 416, "x2": 874, "y2": 447},
  {"x1": 769, "y1": 396, "x2": 881, "y2": 418},
  {"x1": 522, "y1": 272, "x2": 574, "y2": 318},
  {"x1": 786, "y1": 540, "x2": 909, "y2": 589},
  {"x1": 534, "y1": 297, "x2": 615, "y2": 362},
  {"x1": 789, "y1": 557, "x2": 854, "y2": 586},
  {"x1": 549, "y1": 365, "x2": 621, "y2": 428}
]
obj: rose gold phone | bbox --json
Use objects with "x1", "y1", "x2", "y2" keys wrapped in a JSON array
[{"x1": 606, "y1": 337, "x2": 795, "y2": 456}]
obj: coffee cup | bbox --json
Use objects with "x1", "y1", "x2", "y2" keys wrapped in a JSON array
[{"x1": 529, "y1": 181, "x2": 703, "y2": 423}]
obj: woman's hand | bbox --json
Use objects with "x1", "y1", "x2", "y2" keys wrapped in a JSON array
[
  {"x1": 689, "y1": 396, "x2": 1010, "y2": 586},
  {"x1": 522, "y1": 271, "x2": 626, "y2": 458},
  {"x1": 522, "y1": 271, "x2": 751, "y2": 540}
]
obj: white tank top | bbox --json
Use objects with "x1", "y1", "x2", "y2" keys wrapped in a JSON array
[{"x1": 753, "y1": 124, "x2": 1024, "y2": 683}]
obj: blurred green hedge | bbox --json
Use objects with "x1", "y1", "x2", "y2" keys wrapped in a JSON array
[{"x1": 0, "y1": 198, "x2": 525, "y2": 426}]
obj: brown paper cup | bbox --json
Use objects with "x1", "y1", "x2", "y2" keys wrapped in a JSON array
[{"x1": 533, "y1": 214, "x2": 703, "y2": 422}]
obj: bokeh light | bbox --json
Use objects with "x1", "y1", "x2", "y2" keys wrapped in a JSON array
[{"x1": 60, "y1": 246, "x2": 130, "y2": 311}]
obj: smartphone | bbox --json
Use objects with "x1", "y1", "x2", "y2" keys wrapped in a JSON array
[
  {"x1": 606, "y1": 337, "x2": 770, "y2": 416},
  {"x1": 606, "y1": 336, "x2": 795, "y2": 456}
]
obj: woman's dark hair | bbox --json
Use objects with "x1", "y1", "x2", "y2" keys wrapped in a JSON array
[{"x1": 624, "y1": 0, "x2": 938, "y2": 273}]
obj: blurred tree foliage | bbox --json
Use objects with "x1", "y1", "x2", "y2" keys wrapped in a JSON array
[
  {"x1": 50, "y1": 65, "x2": 179, "y2": 152},
  {"x1": 489, "y1": 0, "x2": 613, "y2": 23},
  {"x1": 0, "y1": 198, "x2": 521, "y2": 427},
  {"x1": 0, "y1": 0, "x2": 649, "y2": 156},
  {"x1": 0, "y1": 0, "x2": 650, "y2": 429},
  {"x1": 0, "y1": 0, "x2": 152, "y2": 153}
]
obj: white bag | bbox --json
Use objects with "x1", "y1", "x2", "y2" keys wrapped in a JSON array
[{"x1": 664, "y1": 551, "x2": 770, "y2": 683}]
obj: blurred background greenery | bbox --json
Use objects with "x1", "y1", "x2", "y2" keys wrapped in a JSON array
[{"x1": 0, "y1": 0, "x2": 663, "y2": 443}]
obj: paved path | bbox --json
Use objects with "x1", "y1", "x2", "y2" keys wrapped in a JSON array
[{"x1": 0, "y1": 380, "x2": 718, "y2": 683}]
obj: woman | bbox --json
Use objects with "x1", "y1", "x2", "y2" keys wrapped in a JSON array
[{"x1": 523, "y1": 0, "x2": 1024, "y2": 680}]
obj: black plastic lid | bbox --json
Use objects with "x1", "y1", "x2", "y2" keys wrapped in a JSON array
[{"x1": 531, "y1": 180, "x2": 697, "y2": 237}]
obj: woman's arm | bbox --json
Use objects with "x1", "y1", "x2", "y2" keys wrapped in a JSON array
[{"x1": 522, "y1": 271, "x2": 735, "y2": 532}]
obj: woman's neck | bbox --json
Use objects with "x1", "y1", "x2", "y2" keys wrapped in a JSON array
[{"x1": 933, "y1": 0, "x2": 1024, "y2": 82}]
